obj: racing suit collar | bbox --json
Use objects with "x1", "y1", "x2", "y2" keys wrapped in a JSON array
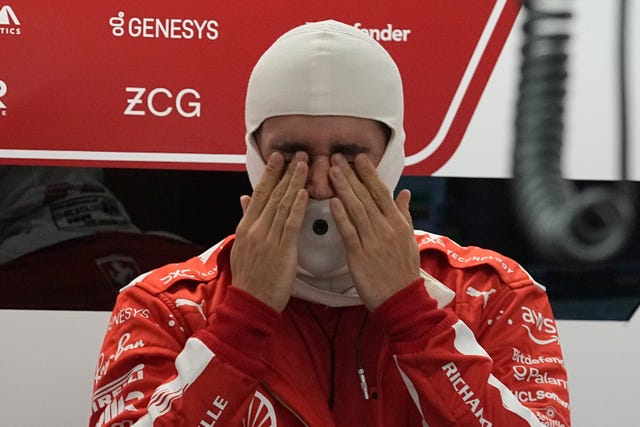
[{"x1": 292, "y1": 268, "x2": 456, "y2": 308}]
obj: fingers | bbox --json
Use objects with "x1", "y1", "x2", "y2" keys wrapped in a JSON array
[
  {"x1": 280, "y1": 189, "x2": 309, "y2": 247},
  {"x1": 395, "y1": 189, "x2": 414, "y2": 227},
  {"x1": 241, "y1": 152, "x2": 285, "y2": 223},
  {"x1": 329, "y1": 153, "x2": 414, "y2": 240},
  {"x1": 330, "y1": 197, "x2": 363, "y2": 250},
  {"x1": 267, "y1": 160, "x2": 308, "y2": 238},
  {"x1": 241, "y1": 152, "x2": 308, "y2": 229},
  {"x1": 329, "y1": 153, "x2": 398, "y2": 229},
  {"x1": 239, "y1": 195, "x2": 251, "y2": 215},
  {"x1": 329, "y1": 158, "x2": 374, "y2": 239},
  {"x1": 330, "y1": 154, "x2": 393, "y2": 213},
  {"x1": 353, "y1": 154, "x2": 398, "y2": 216}
]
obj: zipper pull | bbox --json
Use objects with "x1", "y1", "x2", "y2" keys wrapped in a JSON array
[{"x1": 357, "y1": 368, "x2": 369, "y2": 400}]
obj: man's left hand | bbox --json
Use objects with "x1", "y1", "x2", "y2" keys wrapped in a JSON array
[{"x1": 329, "y1": 153, "x2": 420, "y2": 310}]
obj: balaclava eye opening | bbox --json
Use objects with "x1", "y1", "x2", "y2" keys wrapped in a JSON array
[{"x1": 244, "y1": 19, "x2": 405, "y2": 281}]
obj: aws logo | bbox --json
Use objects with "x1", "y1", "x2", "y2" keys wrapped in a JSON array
[
  {"x1": 520, "y1": 306, "x2": 559, "y2": 346},
  {"x1": 0, "y1": 5, "x2": 21, "y2": 35}
]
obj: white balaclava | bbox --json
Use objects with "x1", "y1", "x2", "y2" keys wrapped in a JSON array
[{"x1": 245, "y1": 20, "x2": 405, "y2": 302}]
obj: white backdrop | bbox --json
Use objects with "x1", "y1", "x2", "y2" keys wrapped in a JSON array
[{"x1": 1, "y1": 310, "x2": 638, "y2": 426}]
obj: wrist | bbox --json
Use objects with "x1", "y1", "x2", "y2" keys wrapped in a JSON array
[
  {"x1": 371, "y1": 278, "x2": 455, "y2": 350},
  {"x1": 197, "y1": 286, "x2": 281, "y2": 377}
]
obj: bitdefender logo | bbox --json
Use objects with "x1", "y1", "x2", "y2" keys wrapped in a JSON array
[{"x1": 0, "y1": 5, "x2": 21, "y2": 35}]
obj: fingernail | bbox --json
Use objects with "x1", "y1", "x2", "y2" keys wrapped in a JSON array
[
  {"x1": 331, "y1": 153, "x2": 345, "y2": 165},
  {"x1": 355, "y1": 154, "x2": 369, "y2": 167}
]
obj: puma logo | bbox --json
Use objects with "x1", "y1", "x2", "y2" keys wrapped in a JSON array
[{"x1": 466, "y1": 286, "x2": 496, "y2": 308}]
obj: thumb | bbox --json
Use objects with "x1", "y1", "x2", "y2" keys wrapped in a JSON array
[
  {"x1": 240, "y1": 195, "x2": 251, "y2": 215},
  {"x1": 395, "y1": 189, "x2": 414, "y2": 227}
]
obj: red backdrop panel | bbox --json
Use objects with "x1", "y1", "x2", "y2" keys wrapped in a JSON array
[{"x1": 0, "y1": 1, "x2": 519, "y2": 174}]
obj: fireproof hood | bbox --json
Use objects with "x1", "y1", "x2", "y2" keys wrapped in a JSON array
[{"x1": 244, "y1": 20, "x2": 405, "y2": 299}]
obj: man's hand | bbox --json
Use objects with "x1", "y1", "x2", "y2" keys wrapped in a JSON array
[
  {"x1": 230, "y1": 152, "x2": 309, "y2": 311},
  {"x1": 329, "y1": 153, "x2": 420, "y2": 310}
]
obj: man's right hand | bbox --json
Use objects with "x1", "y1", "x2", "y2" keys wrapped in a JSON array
[{"x1": 230, "y1": 152, "x2": 309, "y2": 311}]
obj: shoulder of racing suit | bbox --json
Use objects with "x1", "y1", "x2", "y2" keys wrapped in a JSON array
[
  {"x1": 115, "y1": 234, "x2": 236, "y2": 333},
  {"x1": 415, "y1": 230, "x2": 543, "y2": 292}
]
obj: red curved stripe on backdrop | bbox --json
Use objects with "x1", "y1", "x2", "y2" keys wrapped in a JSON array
[{"x1": 405, "y1": 0, "x2": 520, "y2": 175}]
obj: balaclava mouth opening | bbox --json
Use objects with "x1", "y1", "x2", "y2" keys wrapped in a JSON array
[{"x1": 244, "y1": 19, "x2": 405, "y2": 293}]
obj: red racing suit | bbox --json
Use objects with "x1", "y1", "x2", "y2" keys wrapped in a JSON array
[{"x1": 89, "y1": 231, "x2": 570, "y2": 426}]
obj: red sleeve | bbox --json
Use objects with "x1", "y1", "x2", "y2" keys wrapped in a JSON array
[
  {"x1": 371, "y1": 278, "x2": 570, "y2": 427},
  {"x1": 89, "y1": 284, "x2": 280, "y2": 427}
]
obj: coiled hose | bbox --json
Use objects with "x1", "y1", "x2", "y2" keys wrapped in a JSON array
[{"x1": 512, "y1": 0, "x2": 635, "y2": 264}]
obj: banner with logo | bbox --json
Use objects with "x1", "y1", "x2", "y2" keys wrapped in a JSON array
[{"x1": 0, "y1": 1, "x2": 519, "y2": 175}]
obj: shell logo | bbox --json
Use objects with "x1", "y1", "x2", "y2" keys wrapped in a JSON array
[{"x1": 245, "y1": 390, "x2": 277, "y2": 427}]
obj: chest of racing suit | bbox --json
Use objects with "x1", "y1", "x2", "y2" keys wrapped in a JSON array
[{"x1": 89, "y1": 231, "x2": 570, "y2": 426}]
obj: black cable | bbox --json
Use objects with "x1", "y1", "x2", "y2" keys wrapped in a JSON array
[
  {"x1": 512, "y1": 0, "x2": 635, "y2": 265},
  {"x1": 303, "y1": 302, "x2": 343, "y2": 410},
  {"x1": 618, "y1": 0, "x2": 631, "y2": 187}
]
